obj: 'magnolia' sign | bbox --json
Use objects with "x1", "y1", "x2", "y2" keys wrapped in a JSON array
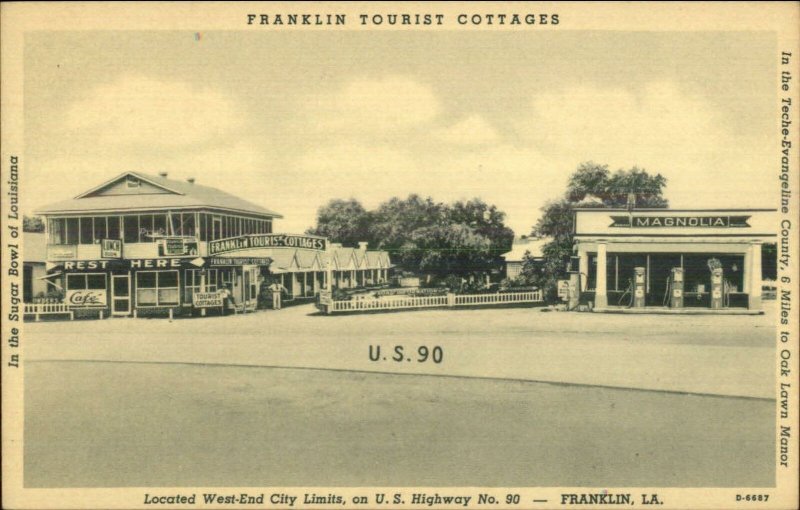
[
  {"x1": 610, "y1": 215, "x2": 751, "y2": 228},
  {"x1": 209, "y1": 234, "x2": 327, "y2": 255}
]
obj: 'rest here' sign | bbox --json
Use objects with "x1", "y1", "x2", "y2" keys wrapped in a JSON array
[{"x1": 192, "y1": 291, "x2": 223, "y2": 308}]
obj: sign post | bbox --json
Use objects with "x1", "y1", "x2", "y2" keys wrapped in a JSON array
[{"x1": 199, "y1": 270, "x2": 206, "y2": 317}]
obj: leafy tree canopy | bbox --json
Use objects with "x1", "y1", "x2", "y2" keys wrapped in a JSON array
[
  {"x1": 23, "y1": 215, "x2": 45, "y2": 233},
  {"x1": 306, "y1": 199, "x2": 370, "y2": 248},
  {"x1": 308, "y1": 195, "x2": 514, "y2": 276}
]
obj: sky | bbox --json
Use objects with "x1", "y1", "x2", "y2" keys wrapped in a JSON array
[{"x1": 23, "y1": 30, "x2": 777, "y2": 236}]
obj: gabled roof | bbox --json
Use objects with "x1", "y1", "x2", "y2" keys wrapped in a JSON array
[
  {"x1": 331, "y1": 247, "x2": 358, "y2": 270},
  {"x1": 353, "y1": 249, "x2": 367, "y2": 268},
  {"x1": 365, "y1": 251, "x2": 383, "y2": 268},
  {"x1": 269, "y1": 250, "x2": 300, "y2": 273},
  {"x1": 36, "y1": 171, "x2": 282, "y2": 218},
  {"x1": 502, "y1": 237, "x2": 551, "y2": 261},
  {"x1": 295, "y1": 250, "x2": 321, "y2": 271}
]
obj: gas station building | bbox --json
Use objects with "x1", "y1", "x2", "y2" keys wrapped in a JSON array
[{"x1": 573, "y1": 208, "x2": 777, "y2": 312}]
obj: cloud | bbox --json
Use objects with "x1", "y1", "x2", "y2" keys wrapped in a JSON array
[
  {"x1": 62, "y1": 75, "x2": 247, "y2": 147},
  {"x1": 517, "y1": 82, "x2": 774, "y2": 208},
  {"x1": 286, "y1": 140, "x2": 552, "y2": 236},
  {"x1": 308, "y1": 75, "x2": 440, "y2": 136},
  {"x1": 435, "y1": 115, "x2": 500, "y2": 145}
]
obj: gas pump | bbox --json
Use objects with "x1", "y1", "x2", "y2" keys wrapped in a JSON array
[
  {"x1": 710, "y1": 268, "x2": 724, "y2": 309},
  {"x1": 633, "y1": 266, "x2": 646, "y2": 308},
  {"x1": 669, "y1": 267, "x2": 684, "y2": 308}
]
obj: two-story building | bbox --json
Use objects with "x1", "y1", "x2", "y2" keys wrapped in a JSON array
[{"x1": 36, "y1": 171, "x2": 391, "y2": 317}]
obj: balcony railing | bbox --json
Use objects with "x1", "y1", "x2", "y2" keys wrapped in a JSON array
[{"x1": 46, "y1": 241, "x2": 208, "y2": 261}]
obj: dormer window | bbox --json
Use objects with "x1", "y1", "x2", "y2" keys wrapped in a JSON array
[{"x1": 126, "y1": 176, "x2": 140, "y2": 188}]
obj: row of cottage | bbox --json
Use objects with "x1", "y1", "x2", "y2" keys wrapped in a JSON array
[{"x1": 24, "y1": 171, "x2": 391, "y2": 316}]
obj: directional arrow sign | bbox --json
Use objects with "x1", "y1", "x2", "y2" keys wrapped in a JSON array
[{"x1": 190, "y1": 257, "x2": 205, "y2": 268}]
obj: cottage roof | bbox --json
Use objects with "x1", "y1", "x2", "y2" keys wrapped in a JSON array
[{"x1": 502, "y1": 237, "x2": 550, "y2": 262}]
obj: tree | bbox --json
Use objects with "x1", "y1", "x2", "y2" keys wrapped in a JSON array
[
  {"x1": 368, "y1": 194, "x2": 446, "y2": 250},
  {"x1": 532, "y1": 161, "x2": 669, "y2": 301},
  {"x1": 23, "y1": 215, "x2": 45, "y2": 233},
  {"x1": 307, "y1": 194, "x2": 515, "y2": 277},
  {"x1": 306, "y1": 199, "x2": 370, "y2": 247},
  {"x1": 405, "y1": 222, "x2": 493, "y2": 275},
  {"x1": 449, "y1": 198, "x2": 515, "y2": 261}
]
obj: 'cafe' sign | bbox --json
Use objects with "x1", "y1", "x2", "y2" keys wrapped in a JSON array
[
  {"x1": 66, "y1": 289, "x2": 107, "y2": 307},
  {"x1": 610, "y1": 215, "x2": 751, "y2": 228}
]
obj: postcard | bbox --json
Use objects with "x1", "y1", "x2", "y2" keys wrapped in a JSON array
[{"x1": 2, "y1": 2, "x2": 798, "y2": 509}]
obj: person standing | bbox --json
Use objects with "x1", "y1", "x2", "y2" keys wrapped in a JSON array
[
  {"x1": 268, "y1": 279, "x2": 288, "y2": 310},
  {"x1": 219, "y1": 284, "x2": 235, "y2": 315}
]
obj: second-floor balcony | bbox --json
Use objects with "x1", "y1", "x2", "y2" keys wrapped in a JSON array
[{"x1": 46, "y1": 240, "x2": 209, "y2": 262}]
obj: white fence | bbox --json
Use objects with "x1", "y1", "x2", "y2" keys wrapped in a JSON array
[
  {"x1": 329, "y1": 290, "x2": 542, "y2": 313},
  {"x1": 455, "y1": 290, "x2": 541, "y2": 306},
  {"x1": 24, "y1": 302, "x2": 74, "y2": 321}
]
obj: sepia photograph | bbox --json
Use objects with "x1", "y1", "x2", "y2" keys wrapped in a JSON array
[{"x1": 2, "y1": 2, "x2": 798, "y2": 509}]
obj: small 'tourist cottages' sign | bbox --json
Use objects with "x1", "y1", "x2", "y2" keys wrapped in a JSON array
[
  {"x1": 609, "y1": 215, "x2": 751, "y2": 228},
  {"x1": 192, "y1": 291, "x2": 223, "y2": 308},
  {"x1": 209, "y1": 234, "x2": 327, "y2": 255}
]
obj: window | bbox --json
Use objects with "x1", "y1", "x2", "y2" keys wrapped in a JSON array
[
  {"x1": 136, "y1": 270, "x2": 179, "y2": 306},
  {"x1": 65, "y1": 218, "x2": 79, "y2": 245},
  {"x1": 123, "y1": 216, "x2": 139, "y2": 243},
  {"x1": 79, "y1": 218, "x2": 94, "y2": 245},
  {"x1": 212, "y1": 216, "x2": 222, "y2": 240},
  {"x1": 153, "y1": 214, "x2": 167, "y2": 237},
  {"x1": 184, "y1": 269, "x2": 218, "y2": 302},
  {"x1": 199, "y1": 213, "x2": 208, "y2": 241},
  {"x1": 49, "y1": 218, "x2": 66, "y2": 244},
  {"x1": 93, "y1": 217, "x2": 106, "y2": 242},
  {"x1": 219, "y1": 269, "x2": 234, "y2": 286},
  {"x1": 265, "y1": 220, "x2": 272, "y2": 234},
  {"x1": 107, "y1": 216, "x2": 121, "y2": 240},
  {"x1": 170, "y1": 213, "x2": 182, "y2": 237},
  {"x1": 181, "y1": 213, "x2": 195, "y2": 238},
  {"x1": 140, "y1": 214, "x2": 154, "y2": 242},
  {"x1": 66, "y1": 273, "x2": 107, "y2": 291}
]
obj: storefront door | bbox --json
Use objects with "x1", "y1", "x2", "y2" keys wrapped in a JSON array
[{"x1": 111, "y1": 274, "x2": 131, "y2": 315}]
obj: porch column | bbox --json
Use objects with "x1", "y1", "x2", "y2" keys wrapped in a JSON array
[
  {"x1": 595, "y1": 242, "x2": 608, "y2": 308},
  {"x1": 578, "y1": 245, "x2": 589, "y2": 291},
  {"x1": 743, "y1": 246, "x2": 751, "y2": 293},
  {"x1": 749, "y1": 242, "x2": 762, "y2": 310}
]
